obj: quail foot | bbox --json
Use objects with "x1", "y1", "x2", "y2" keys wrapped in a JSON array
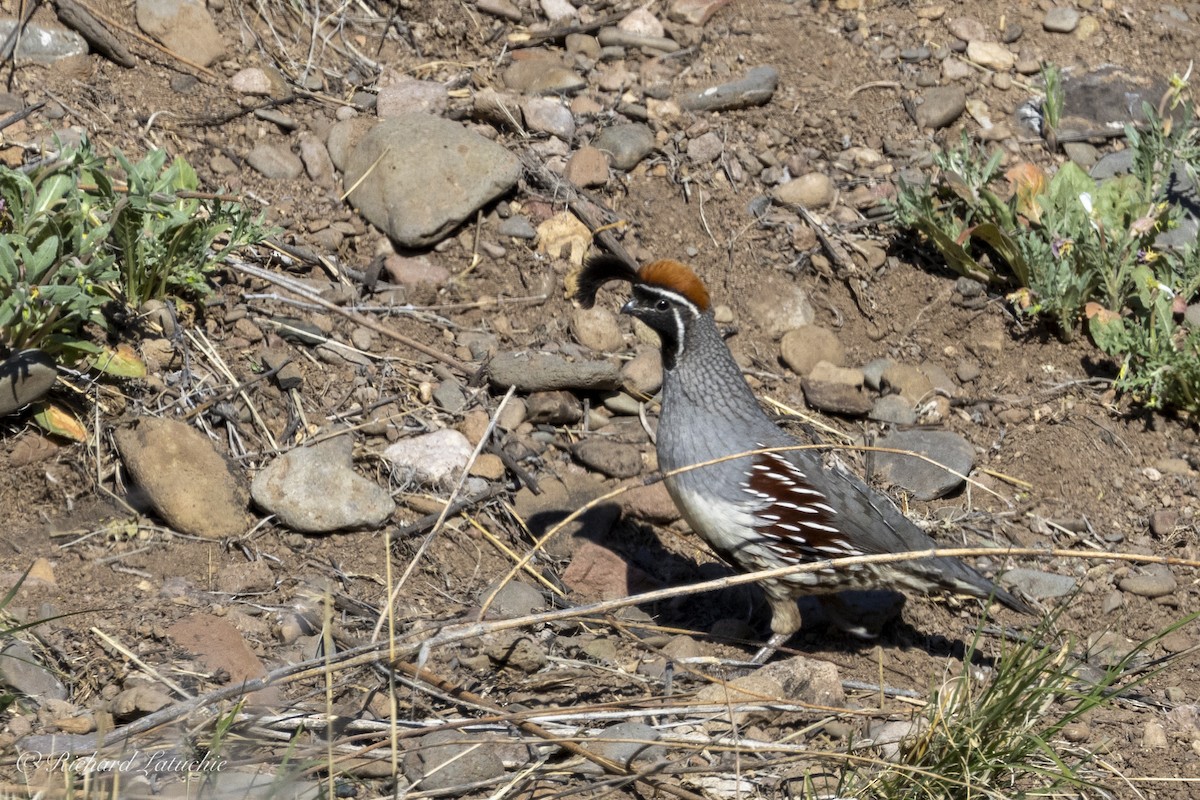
[{"x1": 570, "y1": 254, "x2": 1035, "y2": 663}]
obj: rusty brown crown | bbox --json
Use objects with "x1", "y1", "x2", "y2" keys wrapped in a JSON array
[{"x1": 569, "y1": 255, "x2": 711, "y2": 311}]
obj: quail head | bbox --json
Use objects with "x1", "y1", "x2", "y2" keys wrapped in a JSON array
[{"x1": 570, "y1": 254, "x2": 1034, "y2": 662}]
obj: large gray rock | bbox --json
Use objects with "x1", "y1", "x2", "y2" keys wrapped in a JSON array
[
  {"x1": 873, "y1": 429, "x2": 975, "y2": 500},
  {"x1": 0, "y1": 641, "x2": 67, "y2": 702},
  {"x1": 1000, "y1": 568, "x2": 1077, "y2": 599},
  {"x1": 580, "y1": 722, "x2": 666, "y2": 774},
  {"x1": 402, "y1": 729, "x2": 507, "y2": 791},
  {"x1": 135, "y1": 0, "x2": 225, "y2": 67},
  {"x1": 0, "y1": 349, "x2": 57, "y2": 415},
  {"x1": 252, "y1": 436, "x2": 395, "y2": 532},
  {"x1": 344, "y1": 115, "x2": 521, "y2": 247},
  {"x1": 0, "y1": 20, "x2": 87, "y2": 63}
]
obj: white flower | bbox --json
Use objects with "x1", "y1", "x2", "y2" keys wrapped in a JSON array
[{"x1": 1079, "y1": 193, "x2": 1100, "y2": 231}]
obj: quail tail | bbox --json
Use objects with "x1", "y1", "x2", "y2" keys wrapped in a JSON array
[{"x1": 935, "y1": 557, "x2": 1036, "y2": 616}]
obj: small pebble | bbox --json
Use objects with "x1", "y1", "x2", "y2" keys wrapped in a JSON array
[
  {"x1": 1101, "y1": 590, "x2": 1123, "y2": 614},
  {"x1": 913, "y1": 86, "x2": 966, "y2": 128},
  {"x1": 1062, "y1": 722, "x2": 1090, "y2": 743},
  {"x1": 1142, "y1": 721, "x2": 1168, "y2": 749},
  {"x1": 945, "y1": 16, "x2": 988, "y2": 43},
  {"x1": 773, "y1": 172, "x2": 836, "y2": 207},
  {"x1": 1118, "y1": 567, "x2": 1177, "y2": 598},
  {"x1": 955, "y1": 360, "x2": 981, "y2": 382}
]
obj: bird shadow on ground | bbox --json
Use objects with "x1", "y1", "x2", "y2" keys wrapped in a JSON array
[
  {"x1": 589, "y1": 514, "x2": 977, "y2": 660},
  {"x1": 524, "y1": 505, "x2": 998, "y2": 666}
]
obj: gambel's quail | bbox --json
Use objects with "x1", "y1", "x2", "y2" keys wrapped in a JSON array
[{"x1": 571, "y1": 254, "x2": 1034, "y2": 662}]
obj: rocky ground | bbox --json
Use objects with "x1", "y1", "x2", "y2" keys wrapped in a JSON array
[{"x1": 1, "y1": 0, "x2": 1199, "y2": 797}]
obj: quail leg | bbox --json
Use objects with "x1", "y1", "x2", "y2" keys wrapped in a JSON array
[
  {"x1": 749, "y1": 593, "x2": 805, "y2": 664},
  {"x1": 749, "y1": 632, "x2": 792, "y2": 665},
  {"x1": 749, "y1": 596, "x2": 880, "y2": 663}
]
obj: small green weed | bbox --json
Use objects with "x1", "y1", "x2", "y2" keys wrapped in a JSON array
[
  {"x1": 1040, "y1": 63, "x2": 1064, "y2": 150},
  {"x1": 0, "y1": 139, "x2": 271, "y2": 368},
  {"x1": 104, "y1": 148, "x2": 270, "y2": 309},
  {"x1": 849, "y1": 606, "x2": 1199, "y2": 798},
  {"x1": 893, "y1": 70, "x2": 1200, "y2": 413}
]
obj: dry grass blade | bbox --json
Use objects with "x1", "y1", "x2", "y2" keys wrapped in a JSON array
[
  {"x1": 390, "y1": 660, "x2": 708, "y2": 800},
  {"x1": 857, "y1": 604, "x2": 1200, "y2": 798},
  {"x1": 373, "y1": 386, "x2": 516, "y2": 641},
  {"x1": 229, "y1": 257, "x2": 471, "y2": 374}
]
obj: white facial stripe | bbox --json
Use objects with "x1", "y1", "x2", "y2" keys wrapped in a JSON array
[
  {"x1": 672, "y1": 306, "x2": 684, "y2": 365},
  {"x1": 637, "y1": 284, "x2": 701, "y2": 318}
]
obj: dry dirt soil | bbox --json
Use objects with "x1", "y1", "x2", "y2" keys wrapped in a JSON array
[{"x1": 1, "y1": 0, "x2": 1199, "y2": 798}]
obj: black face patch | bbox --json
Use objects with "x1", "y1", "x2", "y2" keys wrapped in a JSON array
[{"x1": 624, "y1": 285, "x2": 694, "y2": 370}]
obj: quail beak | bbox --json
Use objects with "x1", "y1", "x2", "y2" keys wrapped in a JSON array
[{"x1": 620, "y1": 299, "x2": 637, "y2": 316}]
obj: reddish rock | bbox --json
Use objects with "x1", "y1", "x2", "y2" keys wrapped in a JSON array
[
  {"x1": 564, "y1": 146, "x2": 610, "y2": 188},
  {"x1": 167, "y1": 613, "x2": 281, "y2": 707},
  {"x1": 383, "y1": 254, "x2": 450, "y2": 287},
  {"x1": 562, "y1": 539, "x2": 660, "y2": 600}
]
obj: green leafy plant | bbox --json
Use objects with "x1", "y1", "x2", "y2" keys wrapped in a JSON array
[
  {"x1": 893, "y1": 72, "x2": 1200, "y2": 412},
  {"x1": 103, "y1": 149, "x2": 269, "y2": 308},
  {"x1": 0, "y1": 145, "x2": 117, "y2": 362},
  {"x1": 0, "y1": 139, "x2": 271, "y2": 371}
]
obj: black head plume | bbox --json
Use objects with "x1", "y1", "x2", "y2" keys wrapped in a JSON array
[{"x1": 567, "y1": 254, "x2": 640, "y2": 308}]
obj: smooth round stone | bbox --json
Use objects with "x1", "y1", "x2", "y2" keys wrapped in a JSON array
[
  {"x1": 870, "y1": 395, "x2": 917, "y2": 425},
  {"x1": 780, "y1": 326, "x2": 845, "y2": 376},
  {"x1": 593, "y1": 123, "x2": 655, "y2": 171},
  {"x1": 570, "y1": 306, "x2": 625, "y2": 352},
  {"x1": 945, "y1": 16, "x2": 989, "y2": 42},
  {"x1": 521, "y1": 96, "x2": 576, "y2": 140},
  {"x1": 1043, "y1": 7, "x2": 1080, "y2": 33},
  {"x1": 966, "y1": 41, "x2": 1014, "y2": 71},
  {"x1": 772, "y1": 172, "x2": 836, "y2": 207},
  {"x1": 913, "y1": 86, "x2": 966, "y2": 128}
]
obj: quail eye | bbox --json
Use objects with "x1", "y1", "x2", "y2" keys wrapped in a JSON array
[{"x1": 655, "y1": 299, "x2": 670, "y2": 311}]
